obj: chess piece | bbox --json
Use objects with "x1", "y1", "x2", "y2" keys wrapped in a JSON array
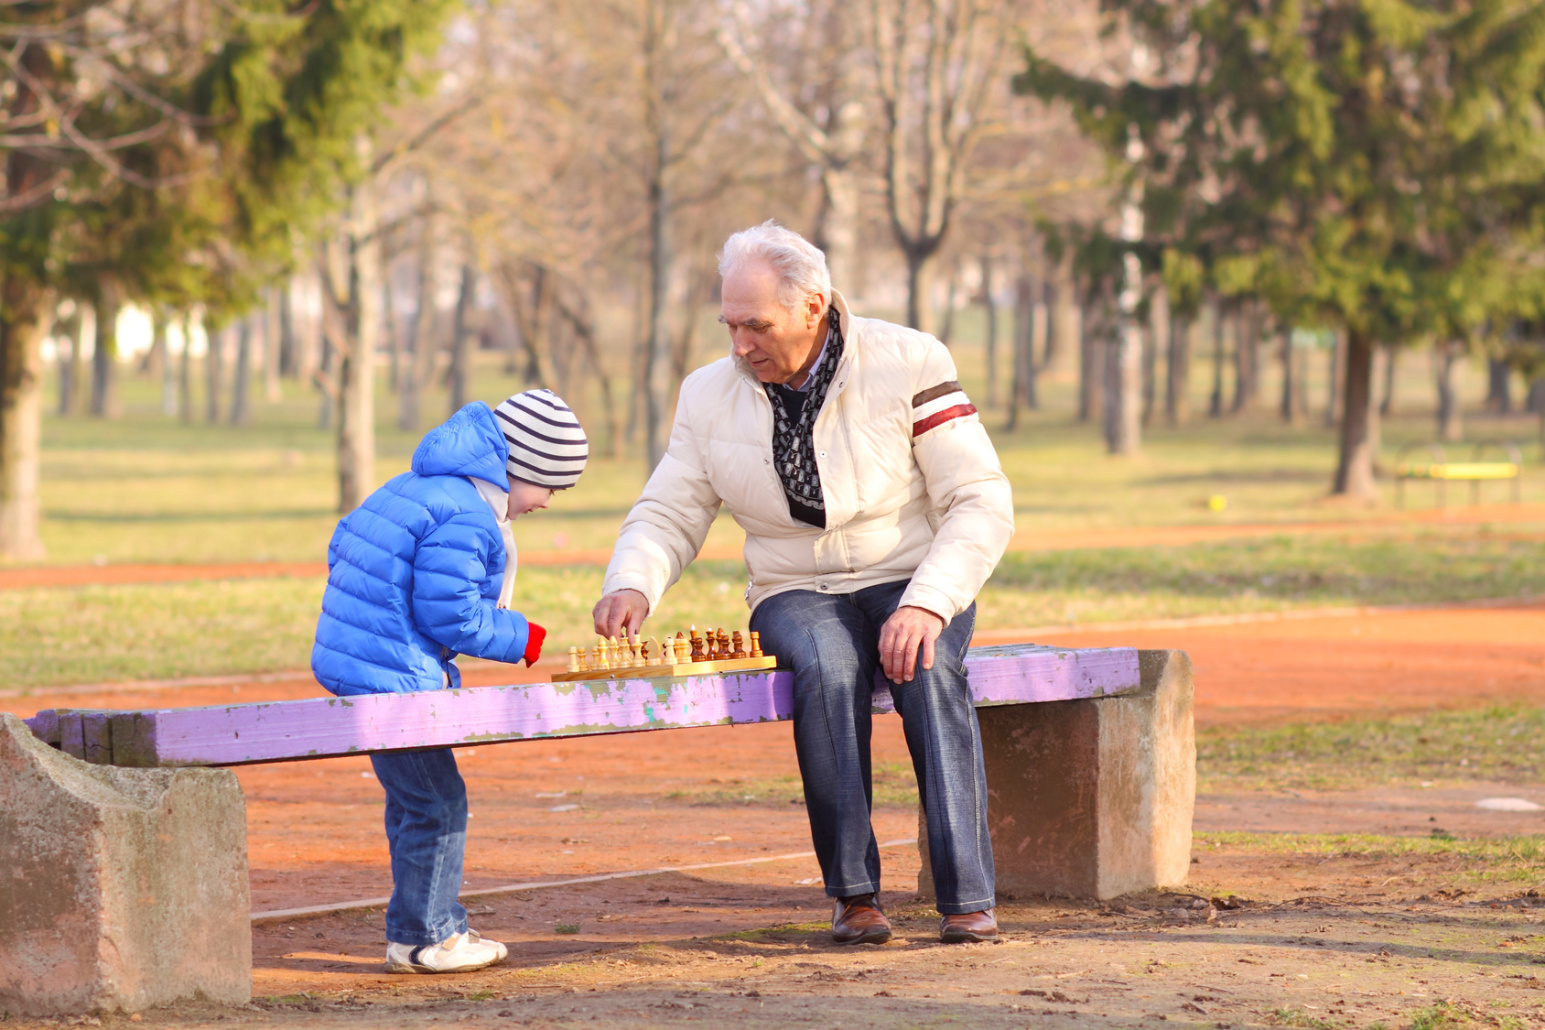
[
  {"x1": 716, "y1": 629, "x2": 730, "y2": 659},
  {"x1": 689, "y1": 627, "x2": 705, "y2": 662},
  {"x1": 608, "y1": 635, "x2": 621, "y2": 667},
  {"x1": 592, "y1": 641, "x2": 605, "y2": 670},
  {"x1": 674, "y1": 632, "x2": 689, "y2": 664},
  {"x1": 731, "y1": 631, "x2": 746, "y2": 659},
  {"x1": 749, "y1": 631, "x2": 763, "y2": 658},
  {"x1": 567, "y1": 647, "x2": 581, "y2": 673},
  {"x1": 629, "y1": 636, "x2": 642, "y2": 668},
  {"x1": 640, "y1": 639, "x2": 652, "y2": 666}
]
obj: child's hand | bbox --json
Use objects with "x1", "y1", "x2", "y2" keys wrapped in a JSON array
[{"x1": 524, "y1": 623, "x2": 546, "y2": 667}]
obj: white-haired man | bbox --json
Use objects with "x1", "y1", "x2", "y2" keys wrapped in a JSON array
[{"x1": 593, "y1": 221, "x2": 1014, "y2": 944}]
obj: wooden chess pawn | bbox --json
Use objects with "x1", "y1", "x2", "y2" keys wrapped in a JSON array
[
  {"x1": 749, "y1": 631, "x2": 763, "y2": 658},
  {"x1": 716, "y1": 629, "x2": 730, "y2": 659},
  {"x1": 592, "y1": 641, "x2": 605, "y2": 670},
  {"x1": 690, "y1": 628, "x2": 705, "y2": 662},
  {"x1": 567, "y1": 647, "x2": 581, "y2": 673},
  {"x1": 730, "y1": 631, "x2": 747, "y2": 659},
  {"x1": 674, "y1": 632, "x2": 689, "y2": 664}
]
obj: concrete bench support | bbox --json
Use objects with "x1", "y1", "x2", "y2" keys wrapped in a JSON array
[
  {"x1": 0, "y1": 714, "x2": 251, "y2": 1017},
  {"x1": 920, "y1": 649, "x2": 1195, "y2": 901}
]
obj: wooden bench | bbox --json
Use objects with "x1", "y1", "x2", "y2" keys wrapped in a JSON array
[
  {"x1": 2, "y1": 642, "x2": 1194, "y2": 1016},
  {"x1": 1395, "y1": 441, "x2": 1522, "y2": 508}
]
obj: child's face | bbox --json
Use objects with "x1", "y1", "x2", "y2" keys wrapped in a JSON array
[{"x1": 507, "y1": 478, "x2": 555, "y2": 519}]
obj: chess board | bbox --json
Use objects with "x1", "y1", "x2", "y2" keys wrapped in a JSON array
[
  {"x1": 555, "y1": 628, "x2": 775, "y2": 682},
  {"x1": 552, "y1": 655, "x2": 777, "y2": 682}
]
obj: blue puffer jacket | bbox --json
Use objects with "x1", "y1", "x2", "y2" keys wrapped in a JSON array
[{"x1": 311, "y1": 403, "x2": 530, "y2": 696}]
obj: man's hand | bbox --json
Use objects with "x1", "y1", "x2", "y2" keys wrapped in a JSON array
[
  {"x1": 878, "y1": 605, "x2": 946, "y2": 684},
  {"x1": 593, "y1": 589, "x2": 649, "y2": 639}
]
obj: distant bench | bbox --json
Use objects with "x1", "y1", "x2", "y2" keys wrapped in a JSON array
[
  {"x1": 1396, "y1": 441, "x2": 1522, "y2": 509},
  {"x1": 2, "y1": 642, "x2": 1194, "y2": 1016}
]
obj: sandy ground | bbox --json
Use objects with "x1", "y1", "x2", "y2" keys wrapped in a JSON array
[{"x1": 5, "y1": 605, "x2": 1545, "y2": 1028}]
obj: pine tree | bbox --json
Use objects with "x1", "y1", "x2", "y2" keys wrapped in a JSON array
[{"x1": 1019, "y1": 0, "x2": 1545, "y2": 498}]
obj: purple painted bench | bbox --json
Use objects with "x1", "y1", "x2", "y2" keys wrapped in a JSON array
[{"x1": 25, "y1": 643, "x2": 1140, "y2": 768}]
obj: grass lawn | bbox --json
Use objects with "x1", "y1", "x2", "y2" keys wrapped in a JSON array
[
  {"x1": 1198, "y1": 703, "x2": 1545, "y2": 793},
  {"x1": 2, "y1": 531, "x2": 1541, "y2": 691}
]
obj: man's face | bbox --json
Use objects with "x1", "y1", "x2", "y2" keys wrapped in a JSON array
[{"x1": 719, "y1": 260, "x2": 826, "y2": 385}]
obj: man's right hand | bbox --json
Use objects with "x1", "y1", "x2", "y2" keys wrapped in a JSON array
[{"x1": 592, "y1": 589, "x2": 649, "y2": 639}]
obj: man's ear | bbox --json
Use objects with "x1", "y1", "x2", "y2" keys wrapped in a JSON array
[{"x1": 806, "y1": 291, "x2": 825, "y2": 329}]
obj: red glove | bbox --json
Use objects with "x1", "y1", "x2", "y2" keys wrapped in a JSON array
[{"x1": 523, "y1": 622, "x2": 546, "y2": 667}]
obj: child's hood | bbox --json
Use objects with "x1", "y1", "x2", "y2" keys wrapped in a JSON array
[{"x1": 411, "y1": 402, "x2": 509, "y2": 489}]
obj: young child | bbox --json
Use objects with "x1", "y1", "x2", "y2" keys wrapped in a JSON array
[{"x1": 311, "y1": 389, "x2": 587, "y2": 973}]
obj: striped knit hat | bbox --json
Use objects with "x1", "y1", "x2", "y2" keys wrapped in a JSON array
[{"x1": 493, "y1": 390, "x2": 588, "y2": 489}]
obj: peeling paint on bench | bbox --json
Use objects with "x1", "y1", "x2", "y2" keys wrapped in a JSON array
[{"x1": 24, "y1": 643, "x2": 1139, "y2": 768}]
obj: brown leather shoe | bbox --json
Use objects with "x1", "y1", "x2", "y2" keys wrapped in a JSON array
[
  {"x1": 939, "y1": 908, "x2": 998, "y2": 943},
  {"x1": 831, "y1": 894, "x2": 892, "y2": 945}
]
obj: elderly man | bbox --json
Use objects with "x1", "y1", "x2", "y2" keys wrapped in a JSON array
[{"x1": 593, "y1": 221, "x2": 1014, "y2": 944}]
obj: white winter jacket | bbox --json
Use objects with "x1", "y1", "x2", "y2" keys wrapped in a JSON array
[{"x1": 602, "y1": 292, "x2": 1015, "y2": 622}]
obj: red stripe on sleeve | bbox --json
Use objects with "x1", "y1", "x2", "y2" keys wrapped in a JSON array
[{"x1": 912, "y1": 403, "x2": 978, "y2": 437}]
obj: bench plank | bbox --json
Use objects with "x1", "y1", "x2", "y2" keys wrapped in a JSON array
[{"x1": 25, "y1": 644, "x2": 1139, "y2": 768}]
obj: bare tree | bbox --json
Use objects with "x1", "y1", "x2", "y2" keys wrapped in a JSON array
[
  {"x1": 867, "y1": 0, "x2": 1014, "y2": 333},
  {"x1": 718, "y1": 0, "x2": 866, "y2": 288},
  {"x1": 316, "y1": 177, "x2": 382, "y2": 513}
]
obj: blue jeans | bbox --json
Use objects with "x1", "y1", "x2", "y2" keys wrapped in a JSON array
[
  {"x1": 371, "y1": 749, "x2": 470, "y2": 946},
  {"x1": 750, "y1": 579, "x2": 995, "y2": 914}
]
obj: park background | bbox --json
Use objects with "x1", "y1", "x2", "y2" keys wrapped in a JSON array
[{"x1": 3, "y1": 1, "x2": 1545, "y2": 1027}]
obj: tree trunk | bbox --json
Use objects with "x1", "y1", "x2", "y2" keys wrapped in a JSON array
[
  {"x1": 230, "y1": 316, "x2": 253, "y2": 426},
  {"x1": 1331, "y1": 328, "x2": 1379, "y2": 499},
  {"x1": 316, "y1": 332, "x2": 334, "y2": 431},
  {"x1": 1143, "y1": 285, "x2": 1165, "y2": 426},
  {"x1": 335, "y1": 179, "x2": 381, "y2": 513},
  {"x1": 1279, "y1": 328, "x2": 1299, "y2": 424},
  {"x1": 1434, "y1": 340, "x2": 1463, "y2": 443},
  {"x1": 400, "y1": 224, "x2": 436, "y2": 433},
  {"x1": 1379, "y1": 343, "x2": 1398, "y2": 417},
  {"x1": 1044, "y1": 274, "x2": 1074, "y2": 376},
  {"x1": 1016, "y1": 272, "x2": 1039, "y2": 411},
  {"x1": 90, "y1": 289, "x2": 120, "y2": 418},
  {"x1": 55, "y1": 309, "x2": 79, "y2": 417},
  {"x1": 819, "y1": 163, "x2": 860, "y2": 294},
  {"x1": 278, "y1": 283, "x2": 298, "y2": 379},
  {"x1": 206, "y1": 324, "x2": 225, "y2": 424},
  {"x1": 1106, "y1": 254, "x2": 1143, "y2": 455},
  {"x1": 642, "y1": 126, "x2": 672, "y2": 472},
  {"x1": 1166, "y1": 311, "x2": 1191, "y2": 425},
  {"x1": 1325, "y1": 330, "x2": 1346, "y2": 427},
  {"x1": 446, "y1": 263, "x2": 476, "y2": 415},
  {"x1": 178, "y1": 314, "x2": 194, "y2": 425},
  {"x1": 1485, "y1": 356, "x2": 1511, "y2": 414},
  {"x1": 1229, "y1": 304, "x2": 1257, "y2": 414},
  {"x1": 0, "y1": 39, "x2": 52, "y2": 560},
  {"x1": 904, "y1": 248, "x2": 934, "y2": 336},
  {"x1": 262, "y1": 290, "x2": 282, "y2": 403},
  {"x1": 0, "y1": 274, "x2": 50, "y2": 560},
  {"x1": 1208, "y1": 299, "x2": 1227, "y2": 417},
  {"x1": 980, "y1": 256, "x2": 998, "y2": 408},
  {"x1": 937, "y1": 260, "x2": 961, "y2": 347},
  {"x1": 1078, "y1": 294, "x2": 1104, "y2": 424}
]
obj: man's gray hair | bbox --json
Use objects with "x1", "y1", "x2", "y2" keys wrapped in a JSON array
[{"x1": 718, "y1": 220, "x2": 832, "y2": 313}]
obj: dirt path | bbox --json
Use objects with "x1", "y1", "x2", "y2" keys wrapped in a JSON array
[
  {"x1": 6, "y1": 605, "x2": 1545, "y2": 1027},
  {"x1": 5, "y1": 502, "x2": 1542, "y2": 590}
]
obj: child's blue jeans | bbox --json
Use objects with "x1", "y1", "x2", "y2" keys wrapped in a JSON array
[{"x1": 371, "y1": 748, "x2": 470, "y2": 946}]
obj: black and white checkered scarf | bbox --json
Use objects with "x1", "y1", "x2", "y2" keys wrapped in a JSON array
[{"x1": 764, "y1": 316, "x2": 844, "y2": 523}]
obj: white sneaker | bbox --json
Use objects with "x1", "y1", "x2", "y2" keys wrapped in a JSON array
[{"x1": 385, "y1": 930, "x2": 508, "y2": 973}]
